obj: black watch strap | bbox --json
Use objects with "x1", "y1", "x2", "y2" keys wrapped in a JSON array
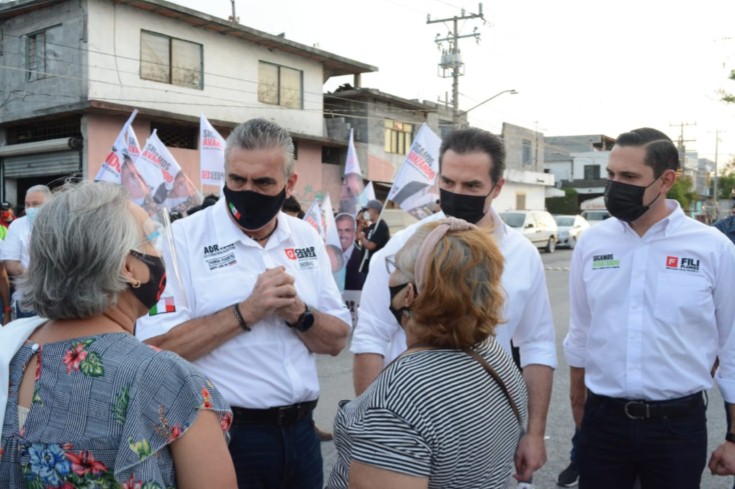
[
  {"x1": 726, "y1": 433, "x2": 735, "y2": 444},
  {"x1": 286, "y1": 304, "x2": 314, "y2": 332}
]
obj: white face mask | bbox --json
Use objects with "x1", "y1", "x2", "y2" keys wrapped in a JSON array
[{"x1": 362, "y1": 211, "x2": 371, "y2": 221}]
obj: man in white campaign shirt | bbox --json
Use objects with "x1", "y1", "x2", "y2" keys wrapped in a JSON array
[
  {"x1": 351, "y1": 127, "x2": 557, "y2": 484},
  {"x1": 136, "y1": 118, "x2": 351, "y2": 489},
  {"x1": 563, "y1": 127, "x2": 735, "y2": 488},
  {"x1": 2, "y1": 185, "x2": 51, "y2": 318}
]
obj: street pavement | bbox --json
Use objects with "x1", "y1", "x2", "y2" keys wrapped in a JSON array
[{"x1": 314, "y1": 248, "x2": 732, "y2": 488}]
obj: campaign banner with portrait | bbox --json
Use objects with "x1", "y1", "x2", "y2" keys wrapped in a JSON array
[
  {"x1": 386, "y1": 123, "x2": 441, "y2": 220},
  {"x1": 322, "y1": 195, "x2": 345, "y2": 292},
  {"x1": 95, "y1": 110, "x2": 141, "y2": 184}
]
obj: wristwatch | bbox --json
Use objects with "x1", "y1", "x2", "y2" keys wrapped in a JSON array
[
  {"x1": 726, "y1": 432, "x2": 735, "y2": 444},
  {"x1": 286, "y1": 304, "x2": 315, "y2": 332}
]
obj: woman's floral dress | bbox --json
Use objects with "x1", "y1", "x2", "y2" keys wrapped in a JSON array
[{"x1": 0, "y1": 333, "x2": 232, "y2": 488}]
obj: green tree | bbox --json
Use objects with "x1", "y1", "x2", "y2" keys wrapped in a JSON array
[
  {"x1": 667, "y1": 175, "x2": 697, "y2": 211},
  {"x1": 546, "y1": 187, "x2": 579, "y2": 215},
  {"x1": 720, "y1": 68, "x2": 735, "y2": 103}
]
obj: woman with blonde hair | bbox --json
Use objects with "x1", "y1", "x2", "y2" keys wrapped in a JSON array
[{"x1": 328, "y1": 217, "x2": 528, "y2": 489}]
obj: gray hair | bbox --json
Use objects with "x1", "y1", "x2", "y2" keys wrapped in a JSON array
[
  {"x1": 335, "y1": 213, "x2": 356, "y2": 229},
  {"x1": 19, "y1": 181, "x2": 140, "y2": 319},
  {"x1": 26, "y1": 185, "x2": 52, "y2": 200},
  {"x1": 225, "y1": 118, "x2": 295, "y2": 177}
]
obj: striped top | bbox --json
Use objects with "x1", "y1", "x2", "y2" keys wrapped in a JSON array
[{"x1": 327, "y1": 338, "x2": 528, "y2": 489}]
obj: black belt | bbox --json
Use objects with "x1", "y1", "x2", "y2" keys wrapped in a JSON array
[
  {"x1": 588, "y1": 391, "x2": 704, "y2": 420},
  {"x1": 231, "y1": 400, "x2": 317, "y2": 426}
]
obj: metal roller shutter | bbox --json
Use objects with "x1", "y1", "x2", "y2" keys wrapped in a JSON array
[{"x1": 3, "y1": 151, "x2": 81, "y2": 177}]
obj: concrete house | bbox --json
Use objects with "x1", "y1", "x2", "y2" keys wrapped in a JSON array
[{"x1": 0, "y1": 0, "x2": 375, "y2": 207}]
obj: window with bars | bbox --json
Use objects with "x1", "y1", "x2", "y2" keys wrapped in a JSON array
[
  {"x1": 26, "y1": 25, "x2": 62, "y2": 81},
  {"x1": 5, "y1": 117, "x2": 81, "y2": 144},
  {"x1": 258, "y1": 61, "x2": 303, "y2": 109},
  {"x1": 140, "y1": 31, "x2": 203, "y2": 89},
  {"x1": 384, "y1": 120, "x2": 414, "y2": 154},
  {"x1": 153, "y1": 123, "x2": 198, "y2": 150}
]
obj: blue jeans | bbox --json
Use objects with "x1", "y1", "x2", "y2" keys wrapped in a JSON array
[
  {"x1": 578, "y1": 394, "x2": 707, "y2": 489},
  {"x1": 227, "y1": 413, "x2": 323, "y2": 489}
]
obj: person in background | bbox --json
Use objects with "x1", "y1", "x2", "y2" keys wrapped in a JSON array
[
  {"x1": 713, "y1": 207, "x2": 735, "y2": 245},
  {"x1": 0, "y1": 181, "x2": 236, "y2": 488},
  {"x1": 328, "y1": 218, "x2": 528, "y2": 489},
  {"x1": 2, "y1": 185, "x2": 52, "y2": 319},
  {"x1": 0, "y1": 202, "x2": 12, "y2": 324},
  {"x1": 136, "y1": 118, "x2": 351, "y2": 489},
  {"x1": 283, "y1": 195, "x2": 306, "y2": 219},
  {"x1": 355, "y1": 200, "x2": 390, "y2": 275},
  {"x1": 564, "y1": 127, "x2": 735, "y2": 488},
  {"x1": 351, "y1": 127, "x2": 556, "y2": 485}
]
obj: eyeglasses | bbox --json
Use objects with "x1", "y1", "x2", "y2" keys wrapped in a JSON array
[{"x1": 385, "y1": 254, "x2": 399, "y2": 275}]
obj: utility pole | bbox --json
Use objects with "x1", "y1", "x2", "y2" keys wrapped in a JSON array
[
  {"x1": 670, "y1": 122, "x2": 696, "y2": 172},
  {"x1": 428, "y1": 4, "x2": 484, "y2": 128}
]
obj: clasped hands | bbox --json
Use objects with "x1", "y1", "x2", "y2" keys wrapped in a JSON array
[{"x1": 239, "y1": 267, "x2": 304, "y2": 326}]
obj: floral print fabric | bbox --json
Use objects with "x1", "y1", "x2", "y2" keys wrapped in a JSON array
[{"x1": 0, "y1": 333, "x2": 232, "y2": 488}]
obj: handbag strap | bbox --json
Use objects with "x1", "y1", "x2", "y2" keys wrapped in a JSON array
[{"x1": 462, "y1": 346, "x2": 523, "y2": 428}]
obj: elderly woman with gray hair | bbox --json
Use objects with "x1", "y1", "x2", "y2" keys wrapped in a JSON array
[
  {"x1": 327, "y1": 217, "x2": 528, "y2": 489},
  {"x1": 0, "y1": 182, "x2": 236, "y2": 488}
]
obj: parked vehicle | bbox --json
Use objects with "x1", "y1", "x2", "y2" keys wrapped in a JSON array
[
  {"x1": 580, "y1": 196, "x2": 610, "y2": 225},
  {"x1": 553, "y1": 214, "x2": 590, "y2": 249},
  {"x1": 580, "y1": 209, "x2": 610, "y2": 225},
  {"x1": 499, "y1": 210, "x2": 558, "y2": 253}
]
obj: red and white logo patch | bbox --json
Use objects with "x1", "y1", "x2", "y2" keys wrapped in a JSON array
[
  {"x1": 285, "y1": 248, "x2": 297, "y2": 260},
  {"x1": 666, "y1": 256, "x2": 679, "y2": 269}
]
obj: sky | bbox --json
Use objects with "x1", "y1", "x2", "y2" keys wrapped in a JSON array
[{"x1": 175, "y1": 0, "x2": 735, "y2": 168}]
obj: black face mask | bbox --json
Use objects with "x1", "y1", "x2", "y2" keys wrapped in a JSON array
[
  {"x1": 223, "y1": 185, "x2": 287, "y2": 231},
  {"x1": 439, "y1": 187, "x2": 491, "y2": 224},
  {"x1": 129, "y1": 250, "x2": 167, "y2": 311},
  {"x1": 604, "y1": 178, "x2": 661, "y2": 223},
  {"x1": 388, "y1": 282, "x2": 412, "y2": 326}
]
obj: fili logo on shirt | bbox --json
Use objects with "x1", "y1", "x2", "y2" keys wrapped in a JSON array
[
  {"x1": 665, "y1": 256, "x2": 700, "y2": 272},
  {"x1": 592, "y1": 254, "x2": 620, "y2": 270}
]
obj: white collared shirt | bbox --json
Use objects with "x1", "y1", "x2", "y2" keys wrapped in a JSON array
[
  {"x1": 563, "y1": 200, "x2": 735, "y2": 401},
  {"x1": 351, "y1": 209, "x2": 557, "y2": 369},
  {"x1": 136, "y1": 199, "x2": 351, "y2": 409},
  {"x1": 1, "y1": 216, "x2": 31, "y2": 268},
  {"x1": 1, "y1": 216, "x2": 32, "y2": 304}
]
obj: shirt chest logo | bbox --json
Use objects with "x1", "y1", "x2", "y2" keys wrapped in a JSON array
[
  {"x1": 592, "y1": 253, "x2": 620, "y2": 270},
  {"x1": 285, "y1": 247, "x2": 318, "y2": 270},
  {"x1": 202, "y1": 242, "x2": 237, "y2": 270},
  {"x1": 665, "y1": 255, "x2": 700, "y2": 272}
]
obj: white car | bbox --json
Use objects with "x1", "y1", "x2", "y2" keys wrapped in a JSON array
[
  {"x1": 553, "y1": 214, "x2": 590, "y2": 249},
  {"x1": 580, "y1": 209, "x2": 610, "y2": 226},
  {"x1": 500, "y1": 210, "x2": 558, "y2": 253}
]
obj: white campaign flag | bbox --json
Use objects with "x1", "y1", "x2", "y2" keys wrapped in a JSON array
[
  {"x1": 386, "y1": 123, "x2": 442, "y2": 219},
  {"x1": 321, "y1": 195, "x2": 345, "y2": 291},
  {"x1": 357, "y1": 181, "x2": 376, "y2": 209},
  {"x1": 137, "y1": 130, "x2": 183, "y2": 205},
  {"x1": 303, "y1": 199, "x2": 326, "y2": 240},
  {"x1": 199, "y1": 114, "x2": 226, "y2": 187},
  {"x1": 339, "y1": 129, "x2": 365, "y2": 215},
  {"x1": 95, "y1": 110, "x2": 140, "y2": 183}
]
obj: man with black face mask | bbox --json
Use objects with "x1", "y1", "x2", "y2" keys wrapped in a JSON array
[
  {"x1": 563, "y1": 127, "x2": 735, "y2": 488},
  {"x1": 351, "y1": 127, "x2": 557, "y2": 484},
  {"x1": 136, "y1": 118, "x2": 351, "y2": 489}
]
